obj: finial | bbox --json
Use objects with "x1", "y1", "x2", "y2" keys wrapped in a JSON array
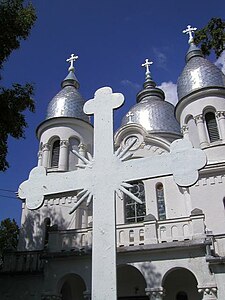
[
  {"x1": 183, "y1": 25, "x2": 197, "y2": 44},
  {"x1": 141, "y1": 59, "x2": 153, "y2": 80},
  {"x1": 66, "y1": 53, "x2": 78, "y2": 72}
]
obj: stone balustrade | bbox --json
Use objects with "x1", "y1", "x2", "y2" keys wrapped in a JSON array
[{"x1": 47, "y1": 214, "x2": 206, "y2": 252}]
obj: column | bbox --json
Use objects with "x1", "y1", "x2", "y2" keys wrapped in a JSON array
[
  {"x1": 145, "y1": 287, "x2": 165, "y2": 300},
  {"x1": 78, "y1": 143, "x2": 87, "y2": 165},
  {"x1": 42, "y1": 143, "x2": 50, "y2": 168},
  {"x1": 58, "y1": 140, "x2": 69, "y2": 171},
  {"x1": 198, "y1": 286, "x2": 217, "y2": 299},
  {"x1": 181, "y1": 124, "x2": 189, "y2": 140},
  {"x1": 37, "y1": 150, "x2": 43, "y2": 166},
  {"x1": 215, "y1": 111, "x2": 225, "y2": 141},
  {"x1": 194, "y1": 114, "x2": 209, "y2": 148}
]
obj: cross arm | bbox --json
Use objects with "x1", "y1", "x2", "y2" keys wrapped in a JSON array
[
  {"x1": 18, "y1": 166, "x2": 90, "y2": 210},
  {"x1": 120, "y1": 139, "x2": 206, "y2": 187}
]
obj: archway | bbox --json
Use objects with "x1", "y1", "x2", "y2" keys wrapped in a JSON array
[
  {"x1": 58, "y1": 273, "x2": 86, "y2": 300},
  {"x1": 117, "y1": 264, "x2": 148, "y2": 299},
  {"x1": 162, "y1": 268, "x2": 201, "y2": 300}
]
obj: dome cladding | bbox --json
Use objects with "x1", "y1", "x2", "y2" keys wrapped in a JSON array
[
  {"x1": 46, "y1": 85, "x2": 89, "y2": 122},
  {"x1": 121, "y1": 96, "x2": 180, "y2": 134},
  {"x1": 177, "y1": 52, "x2": 225, "y2": 101}
]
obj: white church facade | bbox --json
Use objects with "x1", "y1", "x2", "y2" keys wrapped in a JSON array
[{"x1": 1, "y1": 29, "x2": 225, "y2": 300}]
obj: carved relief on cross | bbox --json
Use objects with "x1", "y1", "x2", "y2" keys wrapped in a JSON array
[
  {"x1": 66, "y1": 53, "x2": 78, "y2": 71},
  {"x1": 18, "y1": 87, "x2": 206, "y2": 300},
  {"x1": 183, "y1": 25, "x2": 197, "y2": 44}
]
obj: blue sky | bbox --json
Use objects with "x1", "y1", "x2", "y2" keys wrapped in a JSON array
[{"x1": 0, "y1": 0, "x2": 224, "y2": 224}]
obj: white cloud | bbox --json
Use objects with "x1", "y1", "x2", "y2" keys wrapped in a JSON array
[
  {"x1": 157, "y1": 81, "x2": 178, "y2": 106},
  {"x1": 153, "y1": 47, "x2": 168, "y2": 70},
  {"x1": 121, "y1": 79, "x2": 141, "y2": 91},
  {"x1": 215, "y1": 51, "x2": 225, "y2": 74}
]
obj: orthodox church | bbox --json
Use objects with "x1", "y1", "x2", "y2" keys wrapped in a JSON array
[{"x1": 1, "y1": 27, "x2": 225, "y2": 300}]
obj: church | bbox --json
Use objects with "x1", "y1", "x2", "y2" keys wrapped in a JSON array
[{"x1": 1, "y1": 27, "x2": 225, "y2": 300}]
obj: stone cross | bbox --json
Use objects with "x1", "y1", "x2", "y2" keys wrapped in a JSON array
[
  {"x1": 18, "y1": 87, "x2": 206, "y2": 300},
  {"x1": 141, "y1": 59, "x2": 153, "y2": 77},
  {"x1": 66, "y1": 53, "x2": 78, "y2": 71},
  {"x1": 183, "y1": 25, "x2": 197, "y2": 44}
]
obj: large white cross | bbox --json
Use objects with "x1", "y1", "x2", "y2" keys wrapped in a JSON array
[
  {"x1": 183, "y1": 25, "x2": 197, "y2": 44},
  {"x1": 18, "y1": 87, "x2": 206, "y2": 300}
]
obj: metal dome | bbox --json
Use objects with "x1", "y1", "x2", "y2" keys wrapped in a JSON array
[
  {"x1": 121, "y1": 97, "x2": 180, "y2": 134},
  {"x1": 177, "y1": 43, "x2": 225, "y2": 101},
  {"x1": 46, "y1": 62, "x2": 89, "y2": 123},
  {"x1": 121, "y1": 72, "x2": 180, "y2": 135}
]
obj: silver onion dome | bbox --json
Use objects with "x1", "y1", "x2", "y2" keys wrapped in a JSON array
[
  {"x1": 177, "y1": 43, "x2": 225, "y2": 101},
  {"x1": 121, "y1": 66, "x2": 180, "y2": 135},
  {"x1": 46, "y1": 57, "x2": 89, "y2": 123}
]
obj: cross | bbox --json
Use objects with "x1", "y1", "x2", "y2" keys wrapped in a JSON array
[
  {"x1": 18, "y1": 87, "x2": 206, "y2": 299},
  {"x1": 141, "y1": 59, "x2": 153, "y2": 78},
  {"x1": 126, "y1": 111, "x2": 134, "y2": 123},
  {"x1": 66, "y1": 53, "x2": 78, "y2": 71},
  {"x1": 183, "y1": 25, "x2": 197, "y2": 44}
]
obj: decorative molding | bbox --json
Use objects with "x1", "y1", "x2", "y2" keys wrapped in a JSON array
[
  {"x1": 194, "y1": 114, "x2": 204, "y2": 123},
  {"x1": 181, "y1": 124, "x2": 189, "y2": 134},
  {"x1": 145, "y1": 287, "x2": 165, "y2": 299},
  {"x1": 198, "y1": 286, "x2": 217, "y2": 298},
  {"x1": 60, "y1": 140, "x2": 69, "y2": 148},
  {"x1": 215, "y1": 111, "x2": 225, "y2": 119},
  {"x1": 42, "y1": 143, "x2": 51, "y2": 151},
  {"x1": 37, "y1": 150, "x2": 43, "y2": 159}
]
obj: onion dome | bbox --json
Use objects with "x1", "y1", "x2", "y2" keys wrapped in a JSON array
[
  {"x1": 177, "y1": 25, "x2": 225, "y2": 101},
  {"x1": 121, "y1": 59, "x2": 180, "y2": 135},
  {"x1": 46, "y1": 54, "x2": 89, "y2": 123}
]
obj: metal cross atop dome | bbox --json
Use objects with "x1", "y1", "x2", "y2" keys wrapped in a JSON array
[
  {"x1": 183, "y1": 25, "x2": 197, "y2": 44},
  {"x1": 141, "y1": 59, "x2": 153, "y2": 79},
  {"x1": 66, "y1": 53, "x2": 78, "y2": 72}
]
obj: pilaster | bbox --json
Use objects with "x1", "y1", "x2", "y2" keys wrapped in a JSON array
[
  {"x1": 37, "y1": 150, "x2": 43, "y2": 166},
  {"x1": 181, "y1": 124, "x2": 189, "y2": 140},
  {"x1": 42, "y1": 143, "x2": 50, "y2": 167},
  {"x1": 58, "y1": 140, "x2": 69, "y2": 171},
  {"x1": 215, "y1": 111, "x2": 225, "y2": 140},
  {"x1": 78, "y1": 143, "x2": 87, "y2": 165},
  {"x1": 194, "y1": 114, "x2": 209, "y2": 148}
]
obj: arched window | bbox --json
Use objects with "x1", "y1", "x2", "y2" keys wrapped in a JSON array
[
  {"x1": 156, "y1": 183, "x2": 166, "y2": 220},
  {"x1": 205, "y1": 112, "x2": 220, "y2": 142},
  {"x1": 124, "y1": 181, "x2": 146, "y2": 223},
  {"x1": 51, "y1": 140, "x2": 60, "y2": 167},
  {"x1": 223, "y1": 197, "x2": 225, "y2": 209}
]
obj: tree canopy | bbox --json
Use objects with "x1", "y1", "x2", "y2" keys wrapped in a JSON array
[
  {"x1": 194, "y1": 17, "x2": 225, "y2": 58},
  {"x1": 0, "y1": 0, "x2": 36, "y2": 171},
  {"x1": 0, "y1": 218, "x2": 19, "y2": 259}
]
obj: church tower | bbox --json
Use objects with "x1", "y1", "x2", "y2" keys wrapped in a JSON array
[
  {"x1": 175, "y1": 26, "x2": 225, "y2": 162},
  {"x1": 18, "y1": 55, "x2": 93, "y2": 251}
]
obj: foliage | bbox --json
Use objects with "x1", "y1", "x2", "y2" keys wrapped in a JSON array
[
  {"x1": 0, "y1": 0, "x2": 36, "y2": 171},
  {"x1": 0, "y1": 218, "x2": 19, "y2": 257},
  {"x1": 194, "y1": 17, "x2": 225, "y2": 58}
]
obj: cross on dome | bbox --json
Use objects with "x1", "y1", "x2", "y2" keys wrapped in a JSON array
[
  {"x1": 141, "y1": 59, "x2": 153, "y2": 79},
  {"x1": 183, "y1": 25, "x2": 197, "y2": 44},
  {"x1": 66, "y1": 53, "x2": 78, "y2": 72}
]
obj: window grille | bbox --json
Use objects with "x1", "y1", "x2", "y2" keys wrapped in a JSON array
[
  {"x1": 205, "y1": 112, "x2": 220, "y2": 142},
  {"x1": 51, "y1": 140, "x2": 60, "y2": 167},
  {"x1": 124, "y1": 182, "x2": 146, "y2": 223}
]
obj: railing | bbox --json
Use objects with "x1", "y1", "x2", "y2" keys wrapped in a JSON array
[
  {"x1": 47, "y1": 214, "x2": 206, "y2": 252},
  {"x1": 1, "y1": 251, "x2": 44, "y2": 273}
]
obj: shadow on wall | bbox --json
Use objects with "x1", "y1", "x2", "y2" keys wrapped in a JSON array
[{"x1": 18, "y1": 207, "x2": 67, "y2": 251}]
